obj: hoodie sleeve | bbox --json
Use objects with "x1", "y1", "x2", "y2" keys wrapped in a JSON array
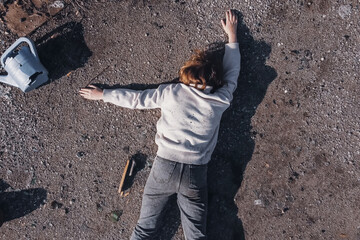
[
  {"x1": 217, "y1": 43, "x2": 241, "y2": 102},
  {"x1": 102, "y1": 84, "x2": 169, "y2": 109}
]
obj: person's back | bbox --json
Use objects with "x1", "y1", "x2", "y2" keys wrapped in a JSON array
[
  {"x1": 154, "y1": 43, "x2": 240, "y2": 164},
  {"x1": 102, "y1": 40, "x2": 240, "y2": 166}
]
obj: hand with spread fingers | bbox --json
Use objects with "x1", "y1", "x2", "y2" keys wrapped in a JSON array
[
  {"x1": 221, "y1": 9, "x2": 238, "y2": 43},
  {"x1": 79, "y1": 84, "x2": 104, "y2": 100}
]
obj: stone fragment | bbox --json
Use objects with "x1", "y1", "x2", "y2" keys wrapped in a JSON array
[
  {"x1": 338, "y1": 5, "x2": 351, "y2": 19},
  {"x1": 50, "y1": 200, "x2": 63, "y2": 209}
]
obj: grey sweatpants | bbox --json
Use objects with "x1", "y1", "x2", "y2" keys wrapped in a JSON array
[{"x1": 130, "y1": 156, "x2": 208, "y2": 240}]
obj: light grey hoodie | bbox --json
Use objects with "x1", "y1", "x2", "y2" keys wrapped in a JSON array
[{"x1": 103, "y1": 43, "x2": 241, "y2": 165}]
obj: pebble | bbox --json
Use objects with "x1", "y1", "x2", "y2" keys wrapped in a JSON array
[
  {"x1": 76, "y1": 152, "x2": 85, "y2": 158},
  {"x1": 51, "y1": 201, "x2": 63, "y2": 209},
  {"x1": 338, "y1": 5, "x2": 352, "y2": 19},
  {"x1": 49, "y1": 1, "x2": 64, "y2": 9}
]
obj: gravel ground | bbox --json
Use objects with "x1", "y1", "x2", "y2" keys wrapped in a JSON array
[{"x1": 0, "y1": 0, "x2": 359, "y2": 239}]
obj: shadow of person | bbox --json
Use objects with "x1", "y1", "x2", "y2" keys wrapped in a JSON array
[
  {"x1": 0, "y1": 179, "x2": 47, "y2": 227},
  {"x1": 207, "y1": 11, "x2": 277, "y2": 240},
  {"x1": 36, "y1": 21, "x2": 92, "y2": 85}
]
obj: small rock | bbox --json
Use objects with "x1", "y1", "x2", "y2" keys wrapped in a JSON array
[
  {"x1": 49, "y1": 0, "x2": 65, "y2": 8},
  {"x1": 123, "y1": 146, "x2": 130, "y2": 154},
  {"x1": 338, "y1": 5, "x2": 352, "y2": 19},
  {"x1": 77, "y1": 152, "x2": 85, "y2": 158},
  {"x1": 51, "y1": 201, "x2": 63, "y2": 209},
  {"x1": 254, "y1": 199, "x2": 262, "y2": 205},
  {"x1": 96, "y1": 203, "x2": 103, "y2": 212}
]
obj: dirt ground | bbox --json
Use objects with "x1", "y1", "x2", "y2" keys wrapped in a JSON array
[{"x1": 0, "y1": 0, "x2": 359, "y2": 239}]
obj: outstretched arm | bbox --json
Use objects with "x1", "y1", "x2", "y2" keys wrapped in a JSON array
[
  {"x1": 218, "y1": 10, "x2": 241, "y2": 101},
  {"x1": 79, "y1": 84, "x2": 168, "y2": 109}
]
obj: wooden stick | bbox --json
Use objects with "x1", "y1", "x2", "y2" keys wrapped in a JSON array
[{"x1": 118, "y1": 159, "x2": 130, "y2": 195}]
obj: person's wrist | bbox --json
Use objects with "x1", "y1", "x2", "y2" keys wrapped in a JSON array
[{"x1": 228, "y1": 34, "x2": 237, "y2": 43}]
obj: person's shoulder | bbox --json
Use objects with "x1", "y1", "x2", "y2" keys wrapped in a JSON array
[
  {"x1": 163, "y1": 83, "x2": 196, "y2": 98},
  {"x1": 156, "y1": 83, "x2": 185, "y2": 97},
  {"x1": 163, "y1": 82, "x2": 188, "y2": 90},
  {"x1": 156, "y1": 82, "x2": 174, "y2": 91}
]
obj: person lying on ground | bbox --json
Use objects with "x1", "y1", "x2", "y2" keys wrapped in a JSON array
[{"x1": 79, "y1": 9, "x2": 240, "y2": 240}]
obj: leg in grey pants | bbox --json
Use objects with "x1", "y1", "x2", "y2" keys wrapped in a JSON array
[{"x1": 130, "y1": 156, "x2": 208, "y2": 240}]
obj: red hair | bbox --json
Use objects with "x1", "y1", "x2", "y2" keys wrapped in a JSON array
[{"x1": 179, "y1": 46, "x2": 224, "y2": 92}]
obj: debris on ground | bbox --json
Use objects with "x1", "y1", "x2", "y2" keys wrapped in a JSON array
[
  {"x1": 0, "y1": 0, "x2": 65, "y2": 36},
  {"x1": 109, "y1": 210, "x2": 123, "y2": 223}
]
